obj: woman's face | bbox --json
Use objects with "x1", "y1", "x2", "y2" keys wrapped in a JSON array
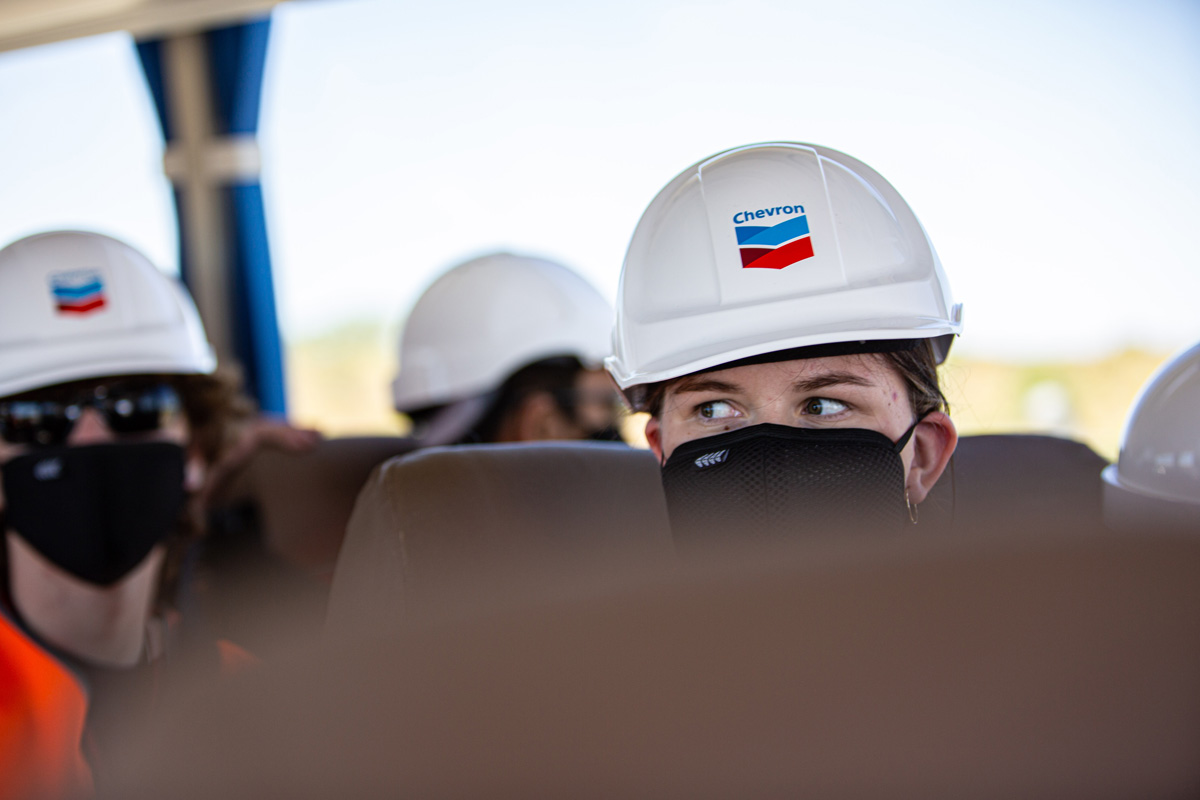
[{"x1": 645, "y1": 353, "x2": 957, "y2": 504}]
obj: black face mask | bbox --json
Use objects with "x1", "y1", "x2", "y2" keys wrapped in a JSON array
[
  {"x1": 660, "y1": 421, "x2": 920, "y2": 547},
  {"x1": 2, "y1": 442, "x2": 187, "y2": 586}
]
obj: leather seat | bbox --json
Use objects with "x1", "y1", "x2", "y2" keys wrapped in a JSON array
[
  {"x1": 209, "y1": 435, "x2": 421, "y2": 572},
  {"x1": 326, "y1": 433, "x2": 1110, "y2": 634},
  {"x1": 199, "y1": 435, "x2": 420, "y2": 650},
  {"x1": 326, "y1": 441, "x2": 674, "y2": 634},
  {"x1": 922, "y1": 433, "x2": 1109, "y2": 535}
]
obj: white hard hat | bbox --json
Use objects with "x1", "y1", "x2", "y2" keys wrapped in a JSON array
[
  {"x1": 392, "y1": 252, "x2": 613, "y2": 412},
  {"x1": 1103, "y1": 341, "x2": 1200, "y2": 531},
  {"x1": 605, "y1": 142, "x2": 963, "y2": 395},
  {"x1": 0, "y1": 230, "x2": 216, "y2": 398}
]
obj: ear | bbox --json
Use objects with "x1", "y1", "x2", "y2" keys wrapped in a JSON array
[
  {"x1": 905, "y1": 411, "x2": 957, "y2": 504},
  {"x1": 645, "y1": 416, "x2": 664, "y2": 463}
]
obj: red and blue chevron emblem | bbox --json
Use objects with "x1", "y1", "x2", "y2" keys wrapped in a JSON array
[
  {"x1": 50, "y1": 270, "x2": 107, "y2": 315},
  {"x1": 735, "y1": 212, "x2": 814, "y2": 270}
]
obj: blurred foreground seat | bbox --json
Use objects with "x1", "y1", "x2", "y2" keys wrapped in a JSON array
[{"x1": 107, "y1": 526, "x2": 1200, "y2": 799}]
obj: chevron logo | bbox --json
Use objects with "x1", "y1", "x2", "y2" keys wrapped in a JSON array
[
  {"x1": 50, "y1": 270, "x2": 107, "y2": 315},
  {"x1": 693, "y1": 449, "x2": 729, "y2": 469},
  {"x1": 734, "y1": 207, "x2": 814, "y2": 270}
]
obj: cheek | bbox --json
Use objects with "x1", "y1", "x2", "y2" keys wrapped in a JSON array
[
  {"x1": 0, "y1": 443, "x2": 20, "y2": 515},
  {"x1": 660, "y1": 428, "x2": 681, "y2": 461},
  {"x1": 185, "y1": 456, "x2": 206, "y2": 494},
  {"x1": 159, "y1": 417, "x2": 191, "y2": 446},
  {"x1": 899, "y1": 444, "x2": 915, "y2": 479},
  {"x1": 149, "y1": 418, "x2": 200, "y2": 492},
  {"x1": 658, "y1": 421, "x2": 706, "y2": 462}
]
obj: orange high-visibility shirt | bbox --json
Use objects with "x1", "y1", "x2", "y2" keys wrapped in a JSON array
[{"x1": 0, "y1": 611, "x2": 92, "y2": 800}]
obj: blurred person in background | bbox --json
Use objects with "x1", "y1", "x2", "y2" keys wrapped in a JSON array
[
  {"x1": 606, "y1": 142, "x2": 961, "y2": 546},
  {"x1": 0, "y1": 230, "x2": 313, "y2": 799},
  {"x1": 393, "y1": 252, "x2": 626, "y2": 446}
]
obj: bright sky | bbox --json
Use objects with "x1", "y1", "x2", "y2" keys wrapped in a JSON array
[{"x1": 0, "y1": 0, "x2": 1197, "y2": 361}]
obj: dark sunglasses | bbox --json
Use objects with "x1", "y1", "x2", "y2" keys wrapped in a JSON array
[{"x1": 0, "y1": 382, "x2": 183, "y2": 447}]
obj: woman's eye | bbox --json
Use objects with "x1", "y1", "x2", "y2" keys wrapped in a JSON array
[
  {"x1": 697, "y1": 400, "x2": 738, "y2": 420},
  {"x1": 803, "y1": 397, "x2": 848, "y2": 416}
]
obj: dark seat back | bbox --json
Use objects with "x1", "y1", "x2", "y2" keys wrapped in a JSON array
[
  {"x1": 326, "y1": 433, "x2": 1110, "y2": 634},
  {"x1": 211, "y1": 435, "x2": 421, "y2": 572},
  {"x1": 326, "y1": 441, "x2": 673, "y2": 633},
  {"x1": 200, "y1": 435, "x2": 420, "y2": 649},
  {"x1": 923, "y1": 434, "x2": 1109, "y2": 535}
]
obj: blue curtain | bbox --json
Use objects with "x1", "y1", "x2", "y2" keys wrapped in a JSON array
[{"x1": 136, "y1": 18, "x2": 287, "y2": 415}]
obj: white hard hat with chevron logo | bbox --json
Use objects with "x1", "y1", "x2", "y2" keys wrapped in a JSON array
[
  {"x1": 0, "y1": 230, "x2": 216, "y2": 398},
  {"x1": 605, "y1": 142, "x2": 962, "y2": 404}
]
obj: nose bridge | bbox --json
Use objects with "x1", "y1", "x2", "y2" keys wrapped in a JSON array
[
  {"x1": 67, "y1": 406, "x2": 115, "y2": 445},
  {"x1": 754, "y1": 392, "x2": 796, "y2": 427}
]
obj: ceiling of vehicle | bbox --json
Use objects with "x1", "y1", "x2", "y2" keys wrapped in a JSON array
[
  {"x1": 0, "y1": 0, "x2": 306, "y2": 412},
  {"x1": 0, "y1": 0, "x2": 289, "y2": 53}
]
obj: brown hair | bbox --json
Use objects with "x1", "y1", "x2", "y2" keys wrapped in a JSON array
[
  {"x1": 173, "y1": 370, "x2": 252, "y2": 466},
  {"x1": 408, "y1": 356, "x2": 588, "y2": 444},
  {"x1": 159, "y1": 368, "x2": 253, "y2": 612},
  {"x1": 883, "y1": 338, "x2": 948, "y2": 419}
]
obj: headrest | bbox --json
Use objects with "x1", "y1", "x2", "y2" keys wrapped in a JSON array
[
  {"x1": 922, "y1": 434, "x2": 1108, "y2": 534},
  {"x1": 213, "y1": 436, "x2": 421, "y2": 570},
  {"x1": 326, "y1": 442, "x2": 674, "y2": 633},
  {"x1": 327, "y1": 434, "x2": 1113, "y2": 632}
]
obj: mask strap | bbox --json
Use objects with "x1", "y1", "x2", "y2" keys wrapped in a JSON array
[{"x1": 891, "y1": 410, "x2": 933, "y2": 454}]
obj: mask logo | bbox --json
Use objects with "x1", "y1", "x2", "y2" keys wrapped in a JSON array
[
  {"x1": 732, "y1": 205, "x2": 814, "y2": 270},
  {"x1": 33, "y1": 457, "x2": 63, "y2": 481},
  {"x1": 50, "y1": 270, "x2": 107, "y2": 315},
  {"x1": 693, "y1": 449, "x2": 728, "y2": 469}
]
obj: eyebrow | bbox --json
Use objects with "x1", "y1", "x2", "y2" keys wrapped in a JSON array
[
  {"x1": 671, "y1": 377, "x2": 742, "y2": 396},
  {"x1": 670, "y1": 370, "x2": 876, "y2": 398},
  {"x1": 791, "y1": 371, "x2": 875, "y2": 392}
]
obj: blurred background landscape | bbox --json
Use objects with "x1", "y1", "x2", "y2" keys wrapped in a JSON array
[{"x1": 285, "y1": 319, "x2": 1170, "y2": 461}]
